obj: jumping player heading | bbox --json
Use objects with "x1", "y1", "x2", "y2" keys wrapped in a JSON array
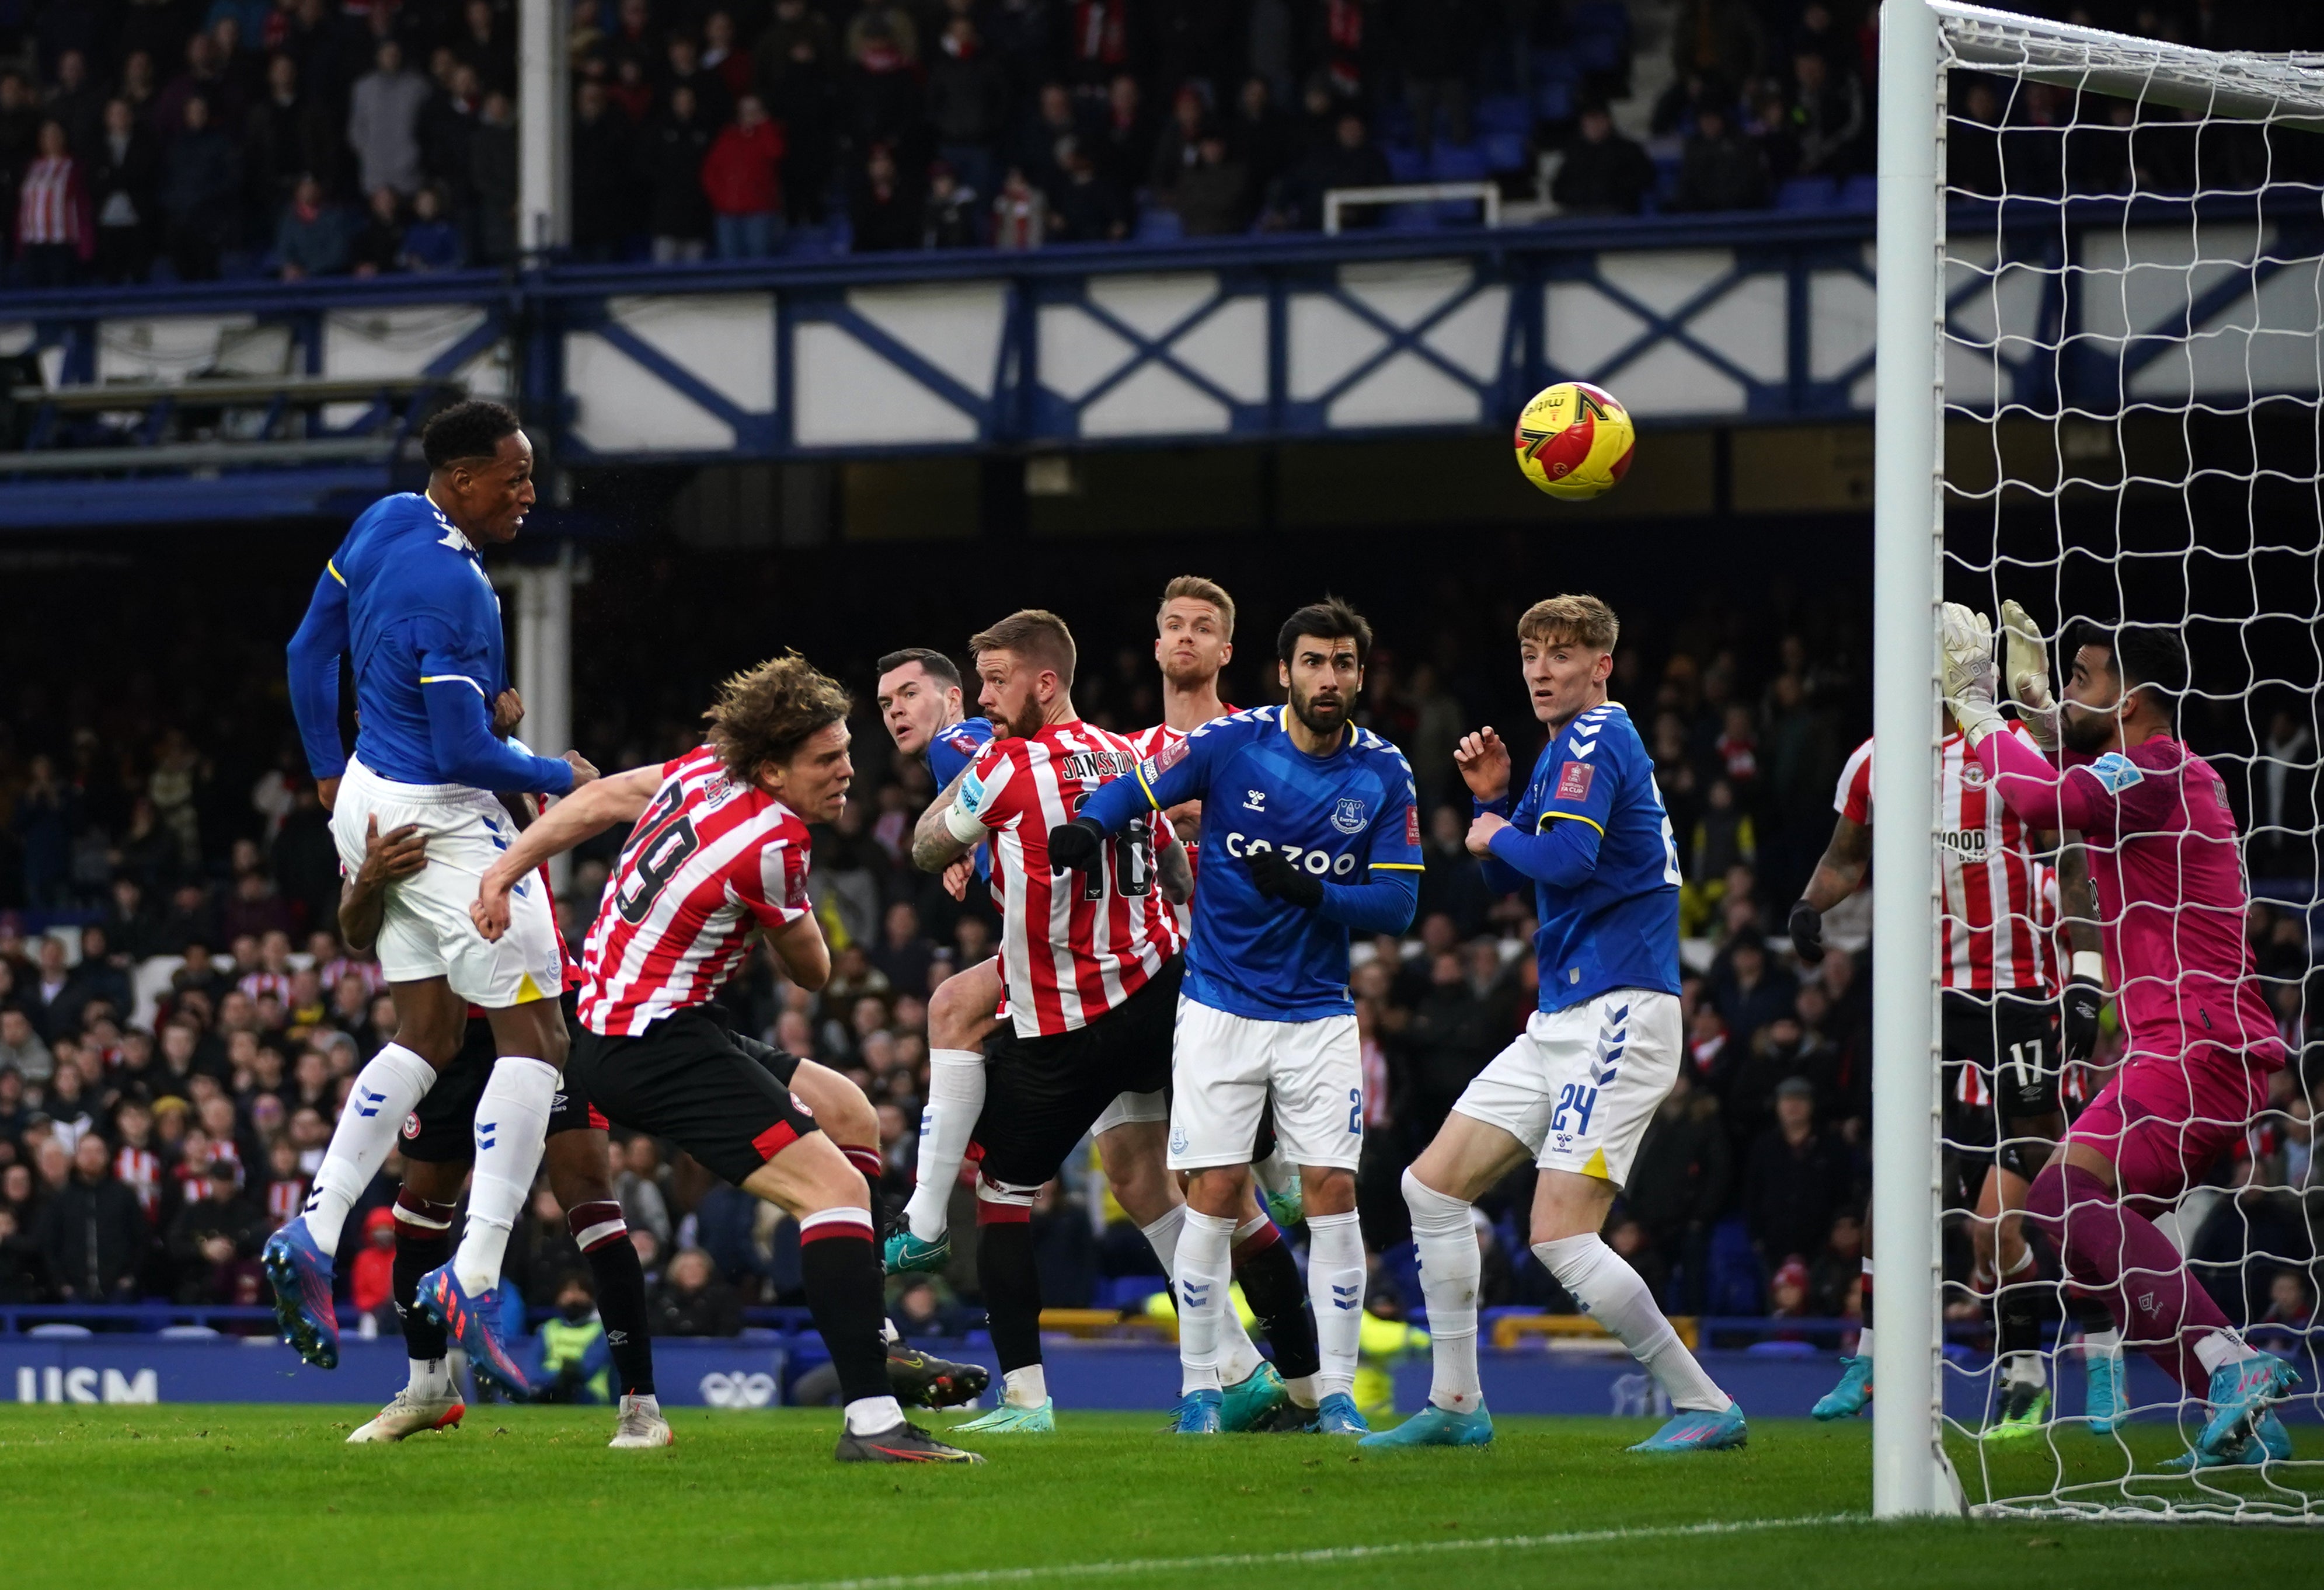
[
  {"x1": 473, "y1": 655, "x2": 980, "y2": 1464},
  {"x1": 1360, "y1": 595, "x2": 1744, "y2": 1453},
  {"x1": 274, "y1": 400, "x2": 594, "y2": 1383},
  {"x1": 1942, "y1": 604, "x2": 2299, "y2": 1469}
]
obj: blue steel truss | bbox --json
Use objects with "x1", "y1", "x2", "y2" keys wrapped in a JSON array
[{"x1": 0, "y1": 195, "x2": 2297, "y2": 527}]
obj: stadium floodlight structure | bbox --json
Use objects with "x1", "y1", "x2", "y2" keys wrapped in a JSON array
[{"x1": 1874, "y1": 0, "x2": 2324, "y2": 1522}]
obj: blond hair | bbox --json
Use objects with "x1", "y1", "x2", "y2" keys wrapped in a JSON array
[
  {"x1": 1517, "y1": 594, "x2": 1619, "y2": 651},
  {"x1": 702, "y1": 654, "x2": 852, "y2": 779},
  {"x1": 1158, "y1": 576, "x2": 1235, "y2": 640}
]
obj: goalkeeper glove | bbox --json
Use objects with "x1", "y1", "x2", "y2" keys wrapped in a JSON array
[
  {"x1": 1939, "y1": 602, "x2": 2004, "y2": 749},
  {"x1": 2060, "y1": 949, "x2": 2106, "y2": 1061},
  {"x1": 1046, "y1": 816, "x2": 1106, "y2": 874},
  {"x1": 1247, "y1": 847, "x2": 1324, "y2": 909},
  {"x1": 1788, "y1": 898, "x2": 1826, "y2": 965},
  {"x1": 1998, "y1": 597, "x2": 2059, "y2": 752}
]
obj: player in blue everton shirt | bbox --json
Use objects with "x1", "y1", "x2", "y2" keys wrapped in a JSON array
[
  {"x1": 1061, "y1": 598, "x2": 1421, "y2": 1436},
  {"x1": 271, "y1": 401, "x2": 595, "y2": 1390},
  {"x1": 1360, "y1": 595, "x2": 1743, "y2": 1455},
  {"x1": 873, "y1": 647, "x2": 1001, "y2": 1270}
]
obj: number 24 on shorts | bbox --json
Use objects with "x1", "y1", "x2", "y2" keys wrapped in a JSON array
[{"x1": 1551, "y1": 1083, "x2": 1598, "y2": 1137}]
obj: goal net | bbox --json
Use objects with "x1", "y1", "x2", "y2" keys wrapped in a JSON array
[{"x1": 1896, "y1": 0, "x2": 2324, "y2": 1522}]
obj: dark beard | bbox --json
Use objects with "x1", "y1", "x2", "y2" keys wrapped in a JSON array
[
  {"x1": 1288, "y1": 685, "x2": 1346, "y2": 740},
  {"x1": 2058, "y1": 704, "x2": 2114, "y2": 754}
]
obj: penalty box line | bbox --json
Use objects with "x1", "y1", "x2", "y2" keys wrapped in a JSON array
[{"x1": 720, "y1": 1512, "x2": 1874, "y2": 1590}]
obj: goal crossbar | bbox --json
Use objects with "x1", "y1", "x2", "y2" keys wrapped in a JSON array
[{"x1": 1932, "y1": 0, "x2": 2324, "y2": 131}]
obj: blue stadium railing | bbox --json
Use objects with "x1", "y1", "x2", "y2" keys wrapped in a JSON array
[{"x1": 0, "y1": 190, "x2": 2284, "y2": 529}]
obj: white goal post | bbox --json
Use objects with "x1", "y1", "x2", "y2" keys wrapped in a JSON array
[{"x1": 1873, "y1": 0, "x2": 2324, "y2": 1522}]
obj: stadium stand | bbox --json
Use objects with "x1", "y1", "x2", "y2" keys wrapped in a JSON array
[{"x1": 0, "y1": 0, "x2": 2319, "y2": 1418}]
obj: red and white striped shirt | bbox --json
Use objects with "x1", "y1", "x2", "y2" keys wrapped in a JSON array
[
  {"x1": 1126, "y1": 709, "x2": 1232, "y2": 892},
  {"x1": 577, "y1": 746, "x2": 814, "y2": 1037},
  {"x1": 1835, "y1": 730, "x2": 2058, "y2": 993},
  {"x1": 16, "y1": 155, "x2": 82, "y2": 247},
  {"x1": 114, "y1": 1146, "x2": 161, "y2": 1222},
  {"x1": 960, "y1": 720, "x2": 1186, "y2": 1037}
]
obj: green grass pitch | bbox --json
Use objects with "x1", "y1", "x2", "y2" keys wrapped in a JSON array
[{"x1": 3, "y1": 1406, "x2": 2315, "y2": 1590}]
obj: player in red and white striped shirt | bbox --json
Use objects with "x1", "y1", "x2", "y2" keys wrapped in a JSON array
[
  {"x1": 1797, "y1": 720, "x2": 2113, "y2": 1432},
  {"x1": 910, "y1": 609, "x2": 1196, "y2": 1431},
  {"x1": 474, "y1": 656, "x2": 978, "y2": 1465}
]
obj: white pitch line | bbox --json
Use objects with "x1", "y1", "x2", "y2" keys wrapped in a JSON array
[{"x1": 717, "y1": 1511, "x2": 1874, "y2": 1590}]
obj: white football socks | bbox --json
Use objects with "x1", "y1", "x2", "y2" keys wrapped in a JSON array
[
  {"x1": 1403, "y1": 1169, "x2": 1482, "y2": 1414},
  {"x1": 844, "y1": 1394, "x2": 906, "y2": 1434},
  {"x1": 2193, "y1": 1330, "x2": 2259, "y2": 1375},
  {"x1": 302, "y1": 1042, "x2": 437, "y2": 1251},
  {"x1": 409, "y1": 1357, "x2": 452, "y2": 1400},
  {"x1": 1174, "y1": 1209, "x2": 1236, "y2": 1395},
  {"x1": 1142, "y1": 1204, "x2": 1264, "y2": 1386},
  {"x1": 1002, "y1": 1363, "x2": 1047, "y2": 1408},
  {"x1": 1306, "y1": 1210, "x2": 1365, "y2": 1399},
  {"x1": 1535, "y1": 1232, "x2": 1731, "y2": 1414},
  {"x1": 452, "y1": 1055, "x2": 558, "y2": 1293},
  {"x1": 905, "y1": 1049, "x2": 986, "y2": 1242}
]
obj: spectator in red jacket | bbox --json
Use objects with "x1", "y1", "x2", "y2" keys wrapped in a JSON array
[{"x1": 703, "y1": 93, "x2": 785, "y2": 258}]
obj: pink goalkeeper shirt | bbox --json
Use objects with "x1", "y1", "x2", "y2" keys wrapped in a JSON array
[{"x1": 1976, "y1": 729, "x2": 2283, "y2": 1070}]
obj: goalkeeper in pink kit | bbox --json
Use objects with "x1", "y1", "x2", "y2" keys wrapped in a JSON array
[{"x1": 1940, "y1": 604, "x2": 2299, "y2": 1468}]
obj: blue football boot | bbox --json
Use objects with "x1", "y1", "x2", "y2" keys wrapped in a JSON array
[
  {"x1": 1169, "y1": 1389, "x2": 1224, "y2": 1435},
  {"x1": 1313, "y1": 1392, "x2": 1371, "y2": 1436},
  {"x1": 1629, "y1": 1403, "x2": 1749, "y2": 1453},
  {"x1": 2084, "y1": 1347, "x2": 2127, "y2": 1436},
  {"x1": 1811, "y1": 1355, "x2": 1873, "y2": 1421},
  {"x1": 1357, "y1": 1401, "x2": 1494, "y2": 1448},
  {"x1": 1221, "y1": 1362, "x2": 1289, "y2": 1432},
  {"x1": 2162, "y1": 1410, "x2": 2292, "y2": 1472},
  {"x1": 418, "y1": 1262, "x2": 534, "y2": 1398},
  {"x1": 2198, "y1": 1353, "x2": 2299, "y2": 1462},
  {"x1": 260, "y1": 1216, "x2": 340, "y2": 1370},
  {"x1": 884, "y1": 1226, "x2": 952, "y2": 1275}
]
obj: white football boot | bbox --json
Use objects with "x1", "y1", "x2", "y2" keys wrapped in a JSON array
[
  {"x1": 347, "y1": 1387, "x2": 465, "y2": 1443},
  {"x1": 609, "y1": 1393, "x2": 674, "y2": 1449}
]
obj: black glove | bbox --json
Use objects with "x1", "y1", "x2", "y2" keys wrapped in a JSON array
[
  {"x1": 1046, "y1": 815, "x2": 1106, "y2": 874},
  {"x1": 2061, "y1": 975, "x2": 2105, "y2": 1060},
  {"x1": 1248, "y1": 847, "x2": 1325, "y2": 909},
  {"x1": 1787, "y1": 898, "x2": 1825, "y2": 965}
]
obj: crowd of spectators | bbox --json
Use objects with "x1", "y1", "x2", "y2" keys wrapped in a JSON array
[
  {"x1": 1, "y1": 557, "x2": 2317, "y2": 1351},
  {"x1": 3, "y1": 2, "x2": 2316, "y2": 290}
]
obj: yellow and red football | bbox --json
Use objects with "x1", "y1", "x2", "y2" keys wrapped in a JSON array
[{"x1": 1513, "y1": 380, "x2": 1635, "y2": 500}]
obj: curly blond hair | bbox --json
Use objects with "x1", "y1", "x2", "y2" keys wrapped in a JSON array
[{"x1": 703, "y1": 654, "x2": 852, "y2": 780}]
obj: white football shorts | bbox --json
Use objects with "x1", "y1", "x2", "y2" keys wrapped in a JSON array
[
  {"x1": 1168, "y1": 997, "x2": 1363, "y2": 1172},
  {"x1": 1451, "y1": 989, "x2": 1681, "y2": 1188},
  {"x1": 330, "y1": 756, "x2": 564, "y2": 1009},
  {"x1": 1091, "y1": 1089, "x2": 1170, "y2": 1139}
]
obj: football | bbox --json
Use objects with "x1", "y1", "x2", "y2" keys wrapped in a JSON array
[{"x1": 1513, "y1": 380, "x2": 1636, "y2": 500}]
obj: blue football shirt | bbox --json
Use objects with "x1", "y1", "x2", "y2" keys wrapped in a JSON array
[
  {"x1": 924, "y1": 716, "x2": 995, "y2": 882},
  {"x1": 1089, "y1": 706, "x2": 1423, "y2": 1021},
  {"x1": 1484, "y1": 702, "x2": 1682, "y2": 1011},
  {"x1": 287, "y1": 491, "x2": 572, "y2": 794}
]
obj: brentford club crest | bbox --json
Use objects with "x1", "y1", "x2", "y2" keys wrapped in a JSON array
[{"x1": 1961, "y1": 760, "x2": 1987, "y2": 787}]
